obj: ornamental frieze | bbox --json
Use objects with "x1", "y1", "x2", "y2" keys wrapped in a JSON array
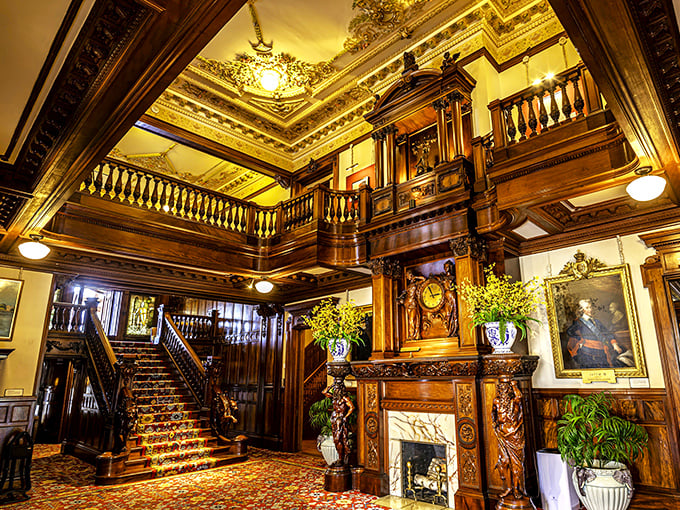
[
  {"x1": 351, "y1": 359, "x2": 479, "y2": 379},
  {"x1": 481, "y1": 355, "x2": 539, "y2": 377}
]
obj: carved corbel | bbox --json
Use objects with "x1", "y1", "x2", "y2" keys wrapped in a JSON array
[
  {"x1": 450, "y1": 235, "x2": 486, "y2": 260},
  {"x1": 370, "y1": 257, "x2": 402, "y2": 278}
]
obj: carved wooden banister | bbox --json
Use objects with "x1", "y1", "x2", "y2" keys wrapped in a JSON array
[
  {"x1": 156, "y1": 304, "x2": 207, "y2": 407},
  {"x1": 82, "y1": 298, "x2": 138, "y2": 454},
  {"x1": 488, "y1": 62, "x2": 601, "y2": 149},
  {"x1": 204, "y1": 357, "x2": 238, "y2": 440},
  {"x1": 170, "y1": 311, "x2": 219, "y2": 343},
  {"x1": 49, "y1": 302, "x2": 88, "y2": 333}
]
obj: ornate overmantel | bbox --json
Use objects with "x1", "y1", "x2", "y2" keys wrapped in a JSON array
[{"x1": 351, "y1": 354, "x2": 539, "y2": 509}]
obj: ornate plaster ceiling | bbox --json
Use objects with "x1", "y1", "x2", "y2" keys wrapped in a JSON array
[
  {"x1": 143, "y1": 0, "x2": 563, "y2": 172},
  {"x1": 110, "y1": 127, "x2": 275, "y2": 200}
]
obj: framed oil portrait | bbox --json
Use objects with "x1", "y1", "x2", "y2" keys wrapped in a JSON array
[
  {"x1": 0, "y1": 278, "x2": 24, "y2": 340},
  {"x1": 545, "y1": 253, "x2": 646, "y2": 379}
]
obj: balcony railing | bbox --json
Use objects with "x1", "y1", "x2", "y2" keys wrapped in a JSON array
[
  {"x1": 81, "y1": 158, "x2": 368, "y2": 239},
  {"x1": 488, "y1": 62, "x2": 602, "y2": 149}
]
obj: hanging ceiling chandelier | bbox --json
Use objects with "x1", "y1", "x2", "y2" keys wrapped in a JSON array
[{"x1": 196, "y1": 1, "x2": 334, "y2": 96}]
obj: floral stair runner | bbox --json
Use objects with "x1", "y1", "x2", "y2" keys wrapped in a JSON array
[{"x1": 110, "y1": 341, "x2": 220, "y2": 478}]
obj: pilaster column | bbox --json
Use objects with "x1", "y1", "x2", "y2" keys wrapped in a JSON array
[
  {"x1": 433, "y1": 98, "x2": 450, "y2": 164},
  {"x1": 447, "y1": 91, "x2": 465, "y2": 157},
  {"x1": 384, "y1": 125, "x2": 397, "y2": 185},
  {"x1": 450, "y1": 235, "x2": 486, "y2": 353},
  {"x1": 371, "y1": 129, "x2": 386, "y2": 189},
  {"x1": 369, "y1": 257, "x2": 402, "y2": 359}
]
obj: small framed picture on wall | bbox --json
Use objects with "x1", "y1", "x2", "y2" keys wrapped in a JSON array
[{"x1": 0, "y1": 278, "x2": 24, "y2": 341}]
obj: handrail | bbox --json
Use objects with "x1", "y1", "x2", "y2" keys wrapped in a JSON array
[
  {"x1": 82, "y1": 297, "x2": 137, "y2": 454},
  {"x1": 49, "y1": 302, "x2": 88, "y2": 333},
  {"x1": 488, "y1": 62, "x2": 602, "y2": 149},
  {"x1": 155, "y1": 305, "x2": 207, "y2": 407},
  {"x1": 303, "y1": 360, "x2": 327, "y2": 386},
  {"x1": 80, "y1": 157, "x2": 368, "y2": 239}
]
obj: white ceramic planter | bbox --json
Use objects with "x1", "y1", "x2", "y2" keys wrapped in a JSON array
[
  {"x1": 329, "y1": 337, "x2": 350, "y2": 362},
  {"x1": 317, "y1": 434, "x2": 339, "y2": 465},
  {"x1": 571, "y1": 462, "x2": 634, "y2": 510},
  {"x1": 483, "y1": 321, "x2": 518, "y2": 354}
]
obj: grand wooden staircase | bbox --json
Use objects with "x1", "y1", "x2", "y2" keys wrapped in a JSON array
[{"x1": 97, "y1": 340, "x2": 246, "y2": 484}]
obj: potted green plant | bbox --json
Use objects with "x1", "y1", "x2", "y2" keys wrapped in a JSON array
[
  {"x1": 458, "y1": 265, "x2": 543, "y2": 353},
  {"x1": 302, "y1": 299, "x2": 367, "y2": 361},
  {"x1": 556, "y1": 392, "x2": 648, "y2": 510},
  {"x1": 309, "y1": 393, "x2": 357, "y2": 465}
]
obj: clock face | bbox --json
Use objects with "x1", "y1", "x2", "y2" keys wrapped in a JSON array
[{"x1": 420, "y1": 279, "x2": 445, "y2": 311}]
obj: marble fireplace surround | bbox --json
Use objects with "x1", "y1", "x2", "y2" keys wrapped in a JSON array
[{"x1": 388, "y1": 410, "x2": 458, "y2": 508}]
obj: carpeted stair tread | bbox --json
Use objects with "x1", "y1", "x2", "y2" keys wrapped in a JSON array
[
  {"x1": 138, "y1": 409, "x2": 200, "y2": 423},
  {"x1": 150, "y1": 457, "x2": 219, "y2": 477},
  {"x1": 141, "y1": 437, "x2": 209, "y2": 455},
  {"x1": 135, "y1": 395, "x2": 191, "y2": 405},
  {"x1": 136, "y1": 402, "x2": 197, "y2": 414},
  {"x1": 136, "y1": 427, "x2": 211, "y2": 445},
  {"x1": 147, "y1": 446, "x2": 216, "y2": 466},
  {"x1": 137, "y1": 418, "x2": 201, "y2": 434}
]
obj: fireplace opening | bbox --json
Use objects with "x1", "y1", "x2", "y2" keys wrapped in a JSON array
[{"x1": 401, "y1": 440, "x2": 448, "y2": 507}]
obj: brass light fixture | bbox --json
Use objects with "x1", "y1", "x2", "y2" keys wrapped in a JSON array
[
  {"x1": 18, "y1": 234, "x2": 51, "y2": 260},
  {"x1": 625, "y1": 166, "x2": 666, "y2": 201}
]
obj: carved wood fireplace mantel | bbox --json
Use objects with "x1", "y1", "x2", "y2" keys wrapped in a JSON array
[{"x1": 352, "y1": 354, "x2": 539, "y2": 509}]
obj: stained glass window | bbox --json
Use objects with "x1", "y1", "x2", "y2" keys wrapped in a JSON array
[{"x1": 127, "y1": 294, "x2": 155, "y2": 336}]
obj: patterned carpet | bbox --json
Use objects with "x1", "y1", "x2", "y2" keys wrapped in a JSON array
[{"x1": 2, "y1": 444, "x2": 387, "y2": 509}]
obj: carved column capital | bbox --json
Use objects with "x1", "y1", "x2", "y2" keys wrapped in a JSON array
[
  {"x1": 370, "y1": 257, "x2": 402, "y2": 278},
  {"x1": 433, "y1": 98, "x2": 448, "y2": 111},
  {"x1": 115, "y1": 356, "x2": 138, "y2": 387},
  {"x1": 371, "y1": 129, "x2": 386, "y2": 141},
  {"x1": 383, "y1": 124, "x2": 398, "y2": 137},
  {"x1": 447, "y1": 90, "x2": 465, "y2": 103},
  {"x1": 450, "y1": 235, "x2": 486, "y2": 259},
  {"x1": 256, "y1": 303, "x2": 276, "y2": 318}
]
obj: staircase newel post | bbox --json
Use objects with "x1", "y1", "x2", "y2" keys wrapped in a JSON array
[{"x1": 153, "y1": 304, "x2": 164, "y2": 345}]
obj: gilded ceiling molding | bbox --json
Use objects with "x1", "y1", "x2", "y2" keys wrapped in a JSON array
[{"x1": 343, "y1": 0, "x2": 432, "y2": 54}]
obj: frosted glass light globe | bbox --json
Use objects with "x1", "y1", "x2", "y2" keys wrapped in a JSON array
[
  {"x1": 254, "y1": 279, "x2": 274, "y2": 293},
  {"x1": 18, "y1": 236, "x2": 51, "y2": 259},
  {"x1": 626, "y1": 174, "x2": 666, "y2": 201}
]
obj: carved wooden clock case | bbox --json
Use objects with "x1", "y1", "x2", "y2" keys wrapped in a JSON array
[{"x1": 399, "y1": 259, "x2": 459, "y2": 357}]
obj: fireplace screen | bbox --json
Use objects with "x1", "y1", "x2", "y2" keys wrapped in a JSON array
[{"x1": 401, "y1": 440, "x2": 448, "y2": 507}]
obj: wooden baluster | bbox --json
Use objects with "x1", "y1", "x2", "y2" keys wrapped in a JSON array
[
  {"x1": 549, "y1": 84, "x2": 560, "y2": 126},
  {"x1": 157, "y1": 180, "x2": 167, "y2": 212},
  {"x1": 83, "y1": 166, "x2": 94, "y2": 191},
  {"x1": 505, "y1": 107, "x2": 517, "y2": 143},
  {"x1": 132, "y1": 172, "x2": 142, "y2": 204},
  {"x1": 113, "y1": 165, "x2": 123, "y2": 199},
  {"x1": 225, "y1": 201, "x2": 233, "y2": 230},
  {"x1": 141, "y1": 175, "x2": 150, "y2": 206},
  {"x1": 572, "y1": 75, "x2": 585, "y2": 116},
  {"x1": 175, "y1": 186, "x2": 184, "y2": 216},
  {"x1": 102, "y1": 163, "x2": 114, "y2": 197},
  {"x1": 561, "y1": 81, "x2": 573, "y2": 121},
  {"x1": 198, "y1": 193, "x2": 207, "y2": 222},
  {"x1": 190, "y1": 191, "x2": 198, "y2": 220},
  {"x1": 93, "y1": 164, "x2": 104, "y2": 194},
  {"x1": 516, "y1": 100, "x2": 527, "y2": 141},
  {"x1": 150, "y1": 178, "x2": 159, "y2": 210},
  {"x1": 123, "y1": 168, "x2": 133, "y2": 203},
  {"x1": 254, "y1": 210, "x2": 261, "y2": 236},
  {"x1": 527, "y1": 96, "x2": 538, "y2": 136},
  {"x1": 167, "y1": 182, "x2": 176, "y2": 214},
  {"x1": 326, "y1": 193, "x2": 333, "y2": 223},
  {"x1": 208, "y1": 195, "x2": 216, "y2": 224},
  {"x1": 538, "y1": 90, "x2": 549, "y2": 131}
]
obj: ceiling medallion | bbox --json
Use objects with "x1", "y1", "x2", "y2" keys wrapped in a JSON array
[
  {"x1": 197, "y1": 54, "x2": 335, "y2": 97},
  {"x1": 197, "y1": 0, "x2": 335, "y2": 97}
]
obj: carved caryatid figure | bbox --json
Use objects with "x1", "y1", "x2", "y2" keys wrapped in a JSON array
[
  {"x1": 323, "y1": 377, "x2": 355, "y2": 466},
  {"x1": 398, "y1": 269, "x2": 425, "y2": 340},
  {"x1": 492, "y1": 377, "x2": 526, "y2": 500},
  {"x1": 442, "y1": 260, "x2": 459, "y2": 337}
]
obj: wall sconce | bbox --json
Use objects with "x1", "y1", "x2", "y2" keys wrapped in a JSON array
[
  {"x1": 18, "y1": 234, "x2": 51, "y2": 260},
  {"x1": 625, "y1": 166, "x2": 666, "y2": 201},
  {"x1": 254, "y1": 278, "x2": 274, "y2": 294}
]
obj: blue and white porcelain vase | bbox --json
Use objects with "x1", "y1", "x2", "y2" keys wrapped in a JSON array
[
  {"x1": 329, "y1": 337, "x2": 351, "y2": 362},
  {"x1": 484, "y1": 321, "x2": 518, "y2": 354}
]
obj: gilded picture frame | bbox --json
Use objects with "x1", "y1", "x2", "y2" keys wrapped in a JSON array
[
  {"x1": 0, "y1": 278, "x2": 24, "y2": 341},
  {"x1": 545, "y1": 255, "x2": 646, "y2": 379}
]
